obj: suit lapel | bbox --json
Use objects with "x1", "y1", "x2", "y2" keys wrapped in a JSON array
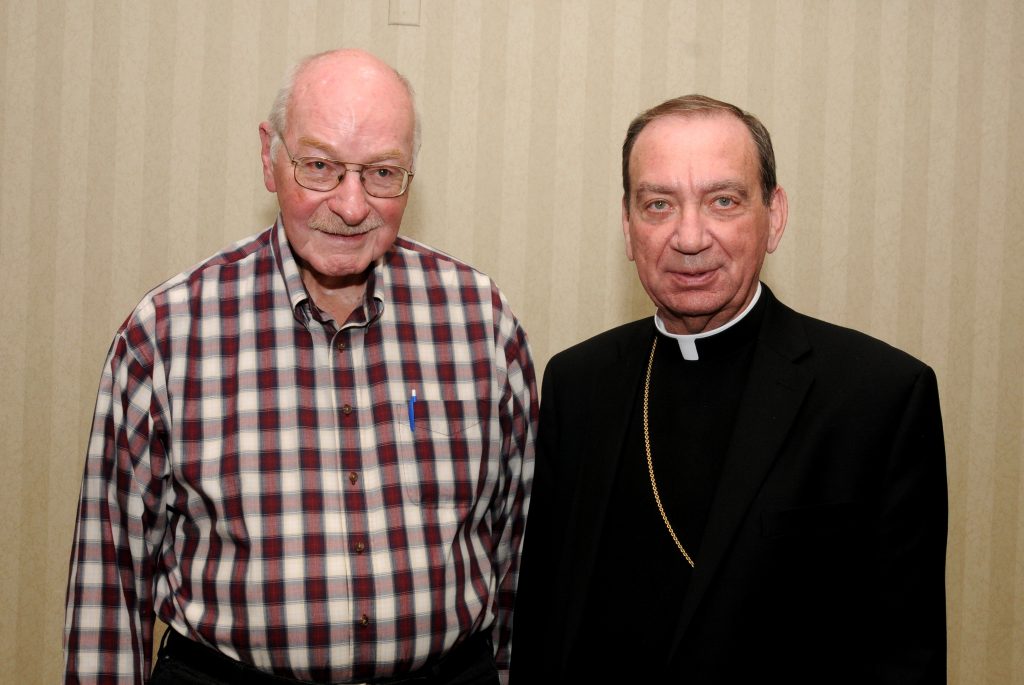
[{"x1": 669, "y1": 290, "x2": 813, "y2": 655}]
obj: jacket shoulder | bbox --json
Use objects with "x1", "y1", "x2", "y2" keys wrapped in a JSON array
[
  {"x1": 790, "y1": 307, "x2": 930, "y2": 375},
  {"x1": 761, "y1": 296, "x2": 935, "y2": 401},
  {"x1": 546, "y1": 318, "x2": 652, "y2": 374}
]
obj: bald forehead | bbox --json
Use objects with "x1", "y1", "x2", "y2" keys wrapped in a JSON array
[
  {"x1": 284, "y1": 50, "x2": 416, "y2": 161},
  {"x1": 292, "y1": 50, "x2": 411, "y2": 105}
]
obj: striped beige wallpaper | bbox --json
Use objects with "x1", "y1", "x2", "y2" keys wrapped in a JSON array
[{"x1": 1, "y1": 1, "x2": 1021, "y2": 682}]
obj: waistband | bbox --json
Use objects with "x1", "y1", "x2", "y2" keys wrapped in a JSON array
[{"x1": 158, "y1": 628, "x2": 495, "y2": 685}]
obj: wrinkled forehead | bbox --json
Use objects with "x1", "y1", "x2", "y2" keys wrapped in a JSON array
[
  {"x1": 287, "y1": 59, "x2": 415, "y2": 149},
  {"x1": 630, "y1": 113, "x2": 759, "y2": 182},
  {"x1": 636, "y1": 111, "x2": 755, "y2": 154}
]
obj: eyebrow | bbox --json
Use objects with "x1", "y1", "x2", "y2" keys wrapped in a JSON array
[
  {"x1": 633, "y1": 179, "x2": 751, "y2": 199},
  {"x1": 701, "y1": 180, "x2": 751, "y2": 199},
  {"x1": 295, "y1": 136, "x2": 406, "y2": 165},
  {"x1": 634, "y1": 182, "x2": 677, "y2": 196}
]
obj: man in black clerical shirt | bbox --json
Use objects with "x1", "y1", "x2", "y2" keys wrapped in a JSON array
[{"x1": 512, "y1": 95, "x2": 947, "y2": 683}]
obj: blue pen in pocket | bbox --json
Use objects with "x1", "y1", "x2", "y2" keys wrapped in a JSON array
[{"x1": 408, "y1": 389, "x2": 417, "y2": 431}]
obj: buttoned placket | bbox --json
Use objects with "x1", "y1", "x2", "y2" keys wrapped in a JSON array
[{"x1": 329, "y1": 320, "x2": 377, "y2": 656}]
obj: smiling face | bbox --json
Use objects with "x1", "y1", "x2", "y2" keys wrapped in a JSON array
[
  {"x1": 259, "y1": 50, "x2": 416, "y2": 301},
  {"x1": 622, "y1": 113, "x2": 788, "y2": 334}
]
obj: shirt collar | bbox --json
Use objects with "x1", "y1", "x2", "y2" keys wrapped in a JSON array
[
  {"x1": 271, "y1": 218, "x2": 310, "y2": 316},
  {"x1": 654, "y1": 282, "x2": 763, "y2": 361}
]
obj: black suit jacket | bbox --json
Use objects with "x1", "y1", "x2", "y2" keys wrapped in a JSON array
[{"x1": 513, "y1": 286, "x2": 947, "y2": 683}]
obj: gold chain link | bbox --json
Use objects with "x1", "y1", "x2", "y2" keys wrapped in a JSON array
[{"x1": 643, "y1": 336, "x2": 696, "y2": 568}]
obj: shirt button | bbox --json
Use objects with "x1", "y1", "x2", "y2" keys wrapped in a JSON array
[
  {"x1": 349, "y1": 472, "x2": 358, "y2": 484},
  {"x1": 342, "y1": 404, "x2": 352, "y2": 415},
  {"x1": 355, "y1": 541, "x2": 365, "y2": 553},
  {"x1": 359, "y1": 614, "x2": 370, "y2": 627},
  {"x1": 336, "y1": 340, "x2": 346, "y2": 351}
]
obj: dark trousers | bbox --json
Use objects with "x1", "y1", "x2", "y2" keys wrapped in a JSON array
[{"x1": 151, "y1": 629, "x2": 499, "y2": 685}]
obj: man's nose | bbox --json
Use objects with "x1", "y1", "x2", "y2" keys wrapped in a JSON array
[
  {"x1": 327, "y1": 169, "x2": 372, "y2": 225},
  {"x1": 670, "y1": 208, "x2": 711, "y2": 254}
]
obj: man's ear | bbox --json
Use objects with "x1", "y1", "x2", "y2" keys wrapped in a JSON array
[
  {"x1": 621, "y1": 197, "x2": 635, "y2": 262},
  {"x1": 258, "y1": 122, "x2": 278, "y2": 193},
  {"x1": 766, "y1": 185, "x2": 788, "y2": 254}
]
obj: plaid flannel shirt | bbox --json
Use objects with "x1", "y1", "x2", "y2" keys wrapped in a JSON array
[{"x1": 63, "y1": 220, "x2": 537, "y2": 684}]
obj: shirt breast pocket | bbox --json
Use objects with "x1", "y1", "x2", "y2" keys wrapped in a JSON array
[{"x1": 394, "y1": 397, "x2": 483, "y2": 513}]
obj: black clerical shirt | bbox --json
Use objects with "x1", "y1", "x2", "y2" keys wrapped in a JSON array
[{"x1": 571, "y1": 296, "x2": 766, "y2": 678}]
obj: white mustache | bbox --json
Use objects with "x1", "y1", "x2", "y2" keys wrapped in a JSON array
[{"x1": 307, "y1": 206, "x2": 384, "y2": 236}]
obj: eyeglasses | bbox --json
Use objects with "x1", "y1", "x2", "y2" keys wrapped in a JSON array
[{"x1": 279, "y1": 139, "x2": 414, "y2": 198}]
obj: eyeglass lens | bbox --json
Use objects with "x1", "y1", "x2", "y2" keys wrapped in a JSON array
[{"x1": 293, "y1": 158, "x2": 407, "y2": 197}]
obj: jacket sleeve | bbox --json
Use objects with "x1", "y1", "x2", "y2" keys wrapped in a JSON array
[
  {"x1": 509, "y1": 357, "x2": 565, "y2": 682},
  {"x1": 868, "y1": 364, "x2": 948, "y2": 683}
]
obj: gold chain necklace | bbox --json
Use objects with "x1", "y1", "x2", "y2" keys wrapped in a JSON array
[{"x1": 643, "y1": 336, "x2": 696, "y2": 568}]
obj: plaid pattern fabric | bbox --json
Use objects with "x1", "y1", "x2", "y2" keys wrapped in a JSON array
[{"x1": 63, "y1": 221, "x2": 537, "y2": 684}]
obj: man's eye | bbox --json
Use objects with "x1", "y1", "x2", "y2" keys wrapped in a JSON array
[
  {"x1": 301, "y1": 159, "x2": 333, "y2": 173},
  {"x1": 713, "y1": 197, "x2": 735, "y2": 208},
  {"x1": 647, "y1": 200, "x2": 669, "y2": 211},
  {"x1": 370, "y1": 166, "x2": 394, "y2": 178}
]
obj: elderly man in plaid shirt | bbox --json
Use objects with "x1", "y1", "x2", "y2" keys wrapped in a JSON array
[{"x1": 63, "y1": 49, "x2": 536, "y2": 685}]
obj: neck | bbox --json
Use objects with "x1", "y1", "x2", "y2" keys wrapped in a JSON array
[
  {"x1": 300, "y1": 267, "x2": 368, "y2": 323},
  {"x1": 655, "y1": 283, "x2": 763, "y2": 360}
]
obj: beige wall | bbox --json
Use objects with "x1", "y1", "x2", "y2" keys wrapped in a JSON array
[{"x1": 1, "y1": 1, "x2": 1021, "y2": 682}]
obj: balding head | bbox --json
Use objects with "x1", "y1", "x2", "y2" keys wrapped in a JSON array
[
  {"x1": 267, "y1": 49, "x2": 421, "y2": 168},
  {"x1": 257, "y1": 49, "x2": 419, "y2": 310}
]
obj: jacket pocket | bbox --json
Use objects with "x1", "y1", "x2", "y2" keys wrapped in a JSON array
[{"x1": 761, "y1": 501, "x2": 861, "y2": 539}]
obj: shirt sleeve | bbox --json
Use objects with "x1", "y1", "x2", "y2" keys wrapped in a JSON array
[
  {"x1": 63, "y1": 327, "x2": 171, "y2": 685},
  {"x1": 489, "y1": 292, "x2": 538, "y2": 684}
]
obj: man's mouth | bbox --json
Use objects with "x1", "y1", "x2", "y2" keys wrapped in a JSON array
[{"x1": 669, "y1": 267, "x2": 717, "y2": 285}]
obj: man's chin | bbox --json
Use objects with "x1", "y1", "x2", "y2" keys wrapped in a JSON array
[
  {"x1": 661, "y1": 293, "x2": 725, "y2": 317},
  {"x1": 656, "y1": 296, "x2": 733, "y2": 330}
]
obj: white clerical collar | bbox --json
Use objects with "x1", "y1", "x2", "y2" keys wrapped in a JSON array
[{"x1": 654, "y1": 283, "x2": 763, "y2": 361}]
